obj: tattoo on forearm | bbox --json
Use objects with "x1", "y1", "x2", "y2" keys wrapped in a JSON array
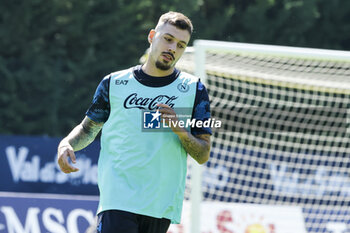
[
  {"x1": 66, "y1": 117, "x2": 103, "y2": 151},
  {"x1": 179, "y1": 134, "x2": 210, "y2": 164}
]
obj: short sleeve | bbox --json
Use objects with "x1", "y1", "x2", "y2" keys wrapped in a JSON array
[
  {"x1": 191, "y1": 81, "x2": 212, "y2": 136},
  {"x1": 85, "y1": 75, "x2": 111, "y2": 123}
]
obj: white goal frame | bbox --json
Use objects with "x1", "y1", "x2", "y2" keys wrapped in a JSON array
[{"x1": 190, "y1": 39, "x2": 350, "y2": 233}]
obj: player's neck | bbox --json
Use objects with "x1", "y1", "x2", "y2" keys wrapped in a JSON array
[{"x1": 142, "y1": 61, "x2": 174, "y2": 77}]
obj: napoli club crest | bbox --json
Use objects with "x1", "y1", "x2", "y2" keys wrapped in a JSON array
[{"x1": 177, "y1": 80, "x2": 190, "y2": 93}]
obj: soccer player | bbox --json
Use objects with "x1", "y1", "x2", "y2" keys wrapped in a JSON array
[{"x1": 57, "y1": 11, "x2": 211, "y2": 233}]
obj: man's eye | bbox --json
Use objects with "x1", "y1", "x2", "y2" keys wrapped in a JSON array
[
  {"x1": 164, "y1": 37, "x2": 172, "y2": 41},
  {"x1": 178, "y1": 44, "x2": 184, "y2": 49}
]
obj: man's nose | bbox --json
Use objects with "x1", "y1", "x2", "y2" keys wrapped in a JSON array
[{"x1": 168, "y1": 43, "x2": 176, "y2": 54}]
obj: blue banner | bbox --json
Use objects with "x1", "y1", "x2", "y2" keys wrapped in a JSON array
[
  {"x1": 0, "y1": 192, "x2": 98, "y2": 233},
  {"x1": 0, "y1": 135, "x2": 100, "y2": 195},
  {"x1": 303, "y1": 207, "x2": 350, "y2": 233},
  {"x1": 203, "y1": 146, "x2": 350, "y2": 233}
]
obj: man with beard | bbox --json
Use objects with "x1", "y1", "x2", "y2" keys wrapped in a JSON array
[{"x1": 57, "y1": 11, "x2": 211, "y2": 233}]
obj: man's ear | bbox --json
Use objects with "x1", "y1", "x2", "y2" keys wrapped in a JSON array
[{"x1": 148, "y1": 29, "x2": 156, "y2": 44}]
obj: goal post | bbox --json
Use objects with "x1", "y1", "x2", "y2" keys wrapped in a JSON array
[
  {"x1": 189, "y1": 44, "x2": 207, "y2": 233},
  {"x1": 181, "y1": 40, "x2": 350, "y2": 233}
]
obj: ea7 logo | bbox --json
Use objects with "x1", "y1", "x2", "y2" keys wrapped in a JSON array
[{"x1": 115, "y1": 80, "x2": 129, "y2": 85}]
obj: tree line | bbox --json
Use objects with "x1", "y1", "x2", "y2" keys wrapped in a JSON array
[{"x1": 1, "y1": 0, "x2": 349, "y2": 136}]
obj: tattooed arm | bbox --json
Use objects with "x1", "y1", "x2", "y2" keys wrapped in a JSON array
[
  {"x1": 158, "y1": 103, "x2": 211, "y2": 164},
  {"x1": 57, "y1": 116, "x2": 103, "y2": 173},
  {"x1": 177, "y1": 133, "x2": 211, "y2": 164}
]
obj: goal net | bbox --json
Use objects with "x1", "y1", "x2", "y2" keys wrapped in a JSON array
[{"x1": 176, "y1": 40, "x2": 350, "y2": 233}]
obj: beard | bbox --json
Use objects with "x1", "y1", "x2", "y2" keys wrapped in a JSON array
[
  {"x1": 155, "y1": 60, "x2": 172, "y2": 71},
  {"x1": 155, "y1": 56, "x2": 173, "y2": 70}
]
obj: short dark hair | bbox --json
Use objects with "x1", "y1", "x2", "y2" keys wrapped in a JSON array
[{"x1": 156, "y1": 11, "x2": 193, "y2": 35}]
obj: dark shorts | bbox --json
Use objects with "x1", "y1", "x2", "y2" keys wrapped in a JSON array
[{"x1": 96, "y1": 210, "x2": 171, "y2": 233}]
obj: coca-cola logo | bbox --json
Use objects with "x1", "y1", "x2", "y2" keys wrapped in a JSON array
[{"x1": 124, "y1": 93, "x2": 178, "y2": 110}]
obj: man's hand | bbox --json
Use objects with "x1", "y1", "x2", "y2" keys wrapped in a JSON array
[
  {"x1": 56, "y1": 116, "x2": 103, "y2": 174},
  {"x1": 157, "y1": 103, "x2": 186, "y2": 134},
  {"x1": 57, "y1": 144, "x2": 79, "y2": 173},
  {"x1": 157, "y1": 103, "x2": 210, "y2": 164}
]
